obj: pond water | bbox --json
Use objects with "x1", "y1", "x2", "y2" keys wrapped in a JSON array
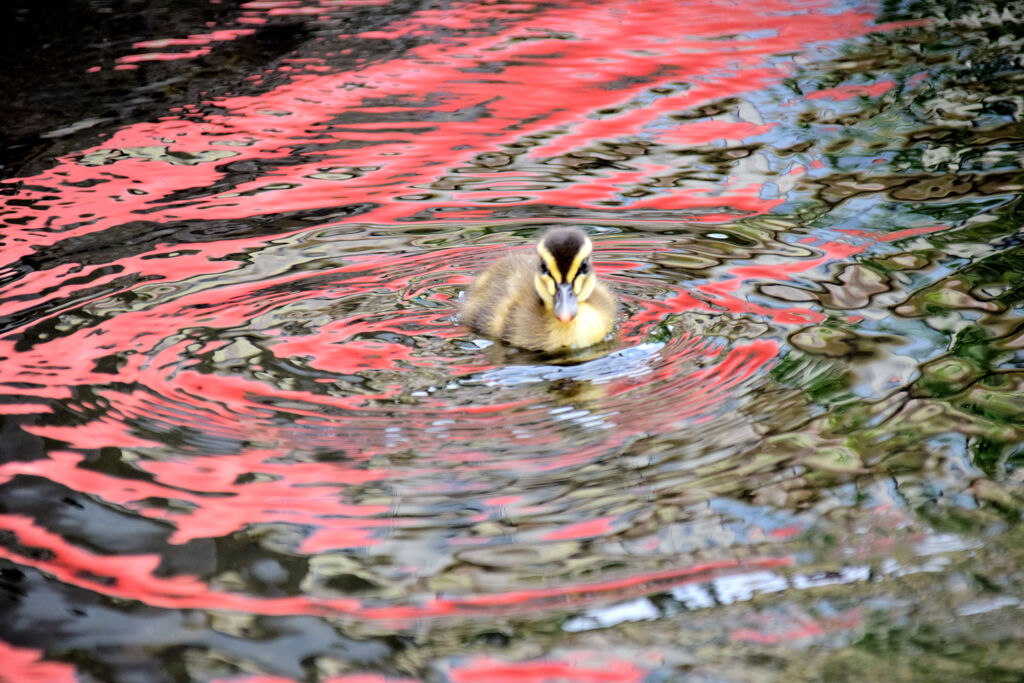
[{"x1": 1, "y1": 0, "x2": 1023, "y2": 680}]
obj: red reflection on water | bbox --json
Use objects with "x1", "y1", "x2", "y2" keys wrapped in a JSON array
[
  {"x1": 805, "y1": 79, "x2": 896, "y2": 101},
  {"x1": 661, "y1": 120, "x2": 777, "y2": 146},
  {"x1": 117, "y1": 48, "x2": 213, "y2": 64},
  {"x1": 1, "y1": 0, "x2": 920, "y2": 254},
  {"x1": 217, "y1": 676, "x2": 418, "y2": 683},
  {"x1": 0, "y1": 0, "x2": 929, "y2": 635},
  {"x1": 0, "y1": 509, "x2": 793, "y2": 618},
  {"x1": 0, "y1": 642, "x2": 77, "y2": 683},
  {"x1": 852, "y1": 223, "x2": 948, "y2": 242},
  {"x1": 448, "y1": 655, "x2": 646, "y2": 683},
  {"x1": 133, "y1": 29, "x2": 258, "y2": 50}
]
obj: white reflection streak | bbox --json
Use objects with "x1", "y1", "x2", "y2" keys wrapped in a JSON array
[
  {"x1": 475, "y1": 342, "x2": 664, "y2": 387},
  {"x1": 912, "y1": 532, "x2": 983, "y2": 556},
  {"x1": 713, "y1": 570, "x2": 789, "y2": 605},
  {"x1": 956, "y1": 596, "x2": 1021, "y2": 617},
  {"x1": 563, "y1": 597, "x2": 659, "y2": 632},
  {"x1": 561, "y1": 532, "x2": 999, "y2": 633}
]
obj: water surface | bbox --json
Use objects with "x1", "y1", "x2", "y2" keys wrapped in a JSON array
[{"x1": 1, "y1": 0, "x2": 1023, "y2": 680}]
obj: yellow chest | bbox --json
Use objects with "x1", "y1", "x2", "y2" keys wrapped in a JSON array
[{"x1": 542, "y1": 303, "x2": 613, "y2": 351}]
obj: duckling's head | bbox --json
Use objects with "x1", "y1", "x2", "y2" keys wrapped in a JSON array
[{"x1": 534, "y1": 228, "x2": 598, "y2": 324}]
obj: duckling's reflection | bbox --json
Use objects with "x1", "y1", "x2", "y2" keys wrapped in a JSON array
[{"x1": 462, "y1": 341, "x2": 665, "y2": 433}]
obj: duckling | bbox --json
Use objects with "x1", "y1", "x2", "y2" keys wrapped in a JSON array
[{"x1": 461, "y1": 228, "x2": 617, "y2": 352}]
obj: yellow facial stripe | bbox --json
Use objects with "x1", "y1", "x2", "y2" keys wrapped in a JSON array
[
  {"x1": 563, "y1": 237, "x2": 592, "y2": 282},
  {"x1": 537, "y1": 236, "x2": 592, "y2": 283},
  {"x1": 537, "y1": 244, "x2": 563, "y2": 282},
  {"x1": 534, "y1": 272, "x2": 555, "y2": 308}
]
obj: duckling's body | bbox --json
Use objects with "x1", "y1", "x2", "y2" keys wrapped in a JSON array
[{"x1": 461, "y1": 228, "x2": 617, "y2": 353}]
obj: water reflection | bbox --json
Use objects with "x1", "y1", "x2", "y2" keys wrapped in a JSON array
[{"x1": 1, "y1": 0, "x2": 1023, "y2": 680}]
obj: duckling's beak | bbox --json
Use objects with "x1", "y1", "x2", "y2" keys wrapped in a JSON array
[{"x1": 553, "y1": 282, "x2": 578, "y2": 323}]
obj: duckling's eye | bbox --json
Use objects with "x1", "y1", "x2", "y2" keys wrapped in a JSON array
[
  {"x1": 539, "y1": 261, "x2": 550, "y2": 277},
  {"x1": 579, "y1": 261, "x2": 590, "y2": 275}
]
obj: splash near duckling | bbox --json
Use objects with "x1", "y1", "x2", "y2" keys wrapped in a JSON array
[{"x1": 461, "y1": 228, "x2": 618, "y2": 352}]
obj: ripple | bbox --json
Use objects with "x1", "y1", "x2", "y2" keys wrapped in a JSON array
[
  {"x1": 0, "y1": 219, "x2": 806, "y2": 614},
  {"x1": 3, "y1": 0, "x2": 1022, "y2": 677}
]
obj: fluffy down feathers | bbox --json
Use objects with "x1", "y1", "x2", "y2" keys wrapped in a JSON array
[{"x1": 461, "y1": 229, "x2": 617, "y2": 352}]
